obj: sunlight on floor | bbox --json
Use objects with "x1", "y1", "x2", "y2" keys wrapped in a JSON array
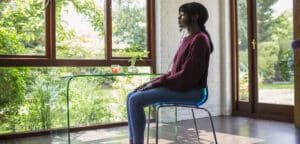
[
  {"x1": 148, "y1": 131, "x2": 264, "y2": 144},
  {"x1": 68, "y1": 127, "x2": 264, "y2": 144},
  {"x1": 193, "y1": 131, "x2": 264, "y2": 144}
]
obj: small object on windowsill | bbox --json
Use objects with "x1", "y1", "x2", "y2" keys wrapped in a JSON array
[
  {"x1": 292, "y1": 39, "x2": 300, "y2": 50},
  {"x1": 111, "y1": 65, "x2": 120, "y2": 74},
  {"x1": 127, "y1": 65, "x2": 138, "y2": 73},
  {"x1": 127, "y1": 50, "x2": 149, "y2": 73}
]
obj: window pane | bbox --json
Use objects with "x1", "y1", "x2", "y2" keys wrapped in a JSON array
[
  {"x1": 112, "y1": 0, "x2": 148, "y2": 57},
  {"x1": 0, "y1": 66, "x2": 151, "y2": 136},
  {"x1": 0, "y1": 0, "x2": 45, "y2": 55},
  {"x1": 56, "y1": 0, "x2": 105, "y2": 59},
  {"x1": 237, "y1": 0, "x2": 249, "y2": 102},
  {"x1": 257, "y1": 0, "x2": 294, "y2": 105}
]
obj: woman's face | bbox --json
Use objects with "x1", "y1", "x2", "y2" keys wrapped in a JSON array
[{"x1": 178, "y1": 11, "x2": 188, "y2": 30}]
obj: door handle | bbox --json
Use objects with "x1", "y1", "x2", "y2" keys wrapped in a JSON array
[{"x1": 251, "y1": 39, "x2": 256, "y2": 50}]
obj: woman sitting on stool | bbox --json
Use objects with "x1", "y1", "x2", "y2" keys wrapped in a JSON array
[{"x1": 126, "y1": 2, "x2": 214, "y2": 144}]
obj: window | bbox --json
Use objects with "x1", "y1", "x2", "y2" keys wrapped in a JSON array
[
  {"x1": 111, "y1": 0, "x2": 147, "y2": 58},
  {"x1": 0, "y1": 0, "x2": 46, "y2": 56},
  {"x1": 0, "y1": 66, "x2": 152, "y2": 135},
  {"x1": 0, "y1": 0, "x2": 156, "y2": 137},
  {"x1": 0, "y1": 0, "x2": 155, "y2": 68},
  {"x1": 56, "y1": 0, "x2": 106, "y2": 59}
]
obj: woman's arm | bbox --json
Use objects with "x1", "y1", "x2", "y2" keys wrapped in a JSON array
[{"x1": 153, "y1": 34, "x2": 210, "y2": 91}]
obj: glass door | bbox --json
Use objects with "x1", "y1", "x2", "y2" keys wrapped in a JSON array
[
  {"x1": 256, "y1": 0, "x2": 294, "y2": 106},
  {"x1": 234, "y1": 0, "x2": 294, "y2": 121}
]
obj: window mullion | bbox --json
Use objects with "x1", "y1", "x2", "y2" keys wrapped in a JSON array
[
  {"x1": 45, "y1": 0, "x2": 50, "y2": 59},
  {"x1": 50, "y1": 0, "x2": 56, "y2": 60},
  {"x1": 45, "y1": 0, "x2": 55, "y2": 60},
  {"x1": 106, "y1": 0, "x2": 112, "y2": 64},
  {"x1": 147, "y1": 0, "x2": 156, "y2": 73}
]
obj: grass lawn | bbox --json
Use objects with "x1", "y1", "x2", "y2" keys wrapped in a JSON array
[{"x1": 259, "y1": 83, "x2": 294, "y2": 89}]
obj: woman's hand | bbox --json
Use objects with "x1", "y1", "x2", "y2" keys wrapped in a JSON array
[
  {"x1": 139, "y1": 83, "x2": 152, "y2": 91},
  {"x1": 133, "y1": 83, "x2": 146, "y2": 92},
  {"x1": 134, "y1": 82, "x2": 152, "y2": 92}
]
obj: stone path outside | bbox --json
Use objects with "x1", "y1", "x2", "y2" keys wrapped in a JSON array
[{"x1": 259, "y1": 89, "x2": 294, "y2": 105}]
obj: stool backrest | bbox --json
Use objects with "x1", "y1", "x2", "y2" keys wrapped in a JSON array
[{"x1": 195, "y1": 87, "x2": 208, "y2": 107}]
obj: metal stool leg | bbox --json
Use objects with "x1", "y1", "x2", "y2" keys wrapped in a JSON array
[
  {"x1": 153, "y1": 105, "x2": 217, "y2": 144},
  {"x1": 207, "y1": 111, "x2": 217, "y2": 144},
  {"x1": 147, "y1": 106, "x2": 151, "y2": 144},
  {"x1": 191, "y1": 109, "x2": 201, "y2": 143},
  {"x1": 175, "y1": 107, "x2": 178, "y2": 141},
  {"x1": 155, "y1": 106, "x2": 161, "y2": 144},
  {"x1": 200, "y1": 108, "x2": 218, "y2": 144}
]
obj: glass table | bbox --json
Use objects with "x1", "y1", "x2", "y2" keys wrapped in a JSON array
[{"x1": 65, "y1": 73, "x2": 159, "y2": 143}]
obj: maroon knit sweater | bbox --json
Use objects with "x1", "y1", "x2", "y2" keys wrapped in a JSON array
[{"x1": 151, "y1": 32, "x2": 211, "y2": 91}]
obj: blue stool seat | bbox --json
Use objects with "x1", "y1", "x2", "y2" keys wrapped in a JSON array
[{"x1": 146, "y1": 87, "x2": 218, "y2": 144}]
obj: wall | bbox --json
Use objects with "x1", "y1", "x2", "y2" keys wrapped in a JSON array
[{"x1": 155, "y1": 0, "x2": 231, "y2": 122}]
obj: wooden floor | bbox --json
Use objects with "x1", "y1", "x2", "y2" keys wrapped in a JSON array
[{"x1": 1, "y1": 116, "x2": 300, "y2": 144}]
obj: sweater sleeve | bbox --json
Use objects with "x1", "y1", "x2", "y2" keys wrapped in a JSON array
[
  {"x1": 151, "y1": 72, "x2": 170, "y2": 88},
  {"x1": 153, "y1": 35, "x2": 210, "y2": 91}
]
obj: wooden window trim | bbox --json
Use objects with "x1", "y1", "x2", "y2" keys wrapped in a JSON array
[{"x1": 0, "y1": 0, "x2": 156, "y2": 70}]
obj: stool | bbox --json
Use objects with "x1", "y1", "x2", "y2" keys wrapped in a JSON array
[{"x1": 146, "y1": 87, "x2": 218, "y2": 144}]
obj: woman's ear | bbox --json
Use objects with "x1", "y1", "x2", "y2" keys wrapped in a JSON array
[{"x1": 192, "y1": 15, "x2": 199, "y2": 23}]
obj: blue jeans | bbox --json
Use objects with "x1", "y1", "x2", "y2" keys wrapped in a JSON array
[{"x1": 126, "y1": 87, "x2": 203, "y2": 144}]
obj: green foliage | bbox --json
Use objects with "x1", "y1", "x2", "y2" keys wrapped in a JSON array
[
  {"x1": 239, "y1": 72, "x2": 249, "y2": 101},
  {"x1": 113, "y1": 0, "x2": 147, "y2": 51},
  {"x1": 238, "y1": 0, "x2": 279, "y2": 50},
  {"x1": 56, "y1": 42, "x2": 93, "y2": 58},
  {"x1": 238, "y1": 50, "x2": 248, "y2": 72},
  {"x1": 0, "y1": 0, "x2": 151, "y2": 135},
  {"x1": 277, "y1": 40, "x2": 292, "y2": 81},
  {"x1": 270, "y1": 11, "x2": 293, "y2": 41},
  {"x1": 256, "y1": 0, "x2": 278, "y2": 42},
  {"x1": 67, "y1": 75, "x2": 152, "y2": 126},
  {"x1": 271, "y1": 11, "x2": 293, "y2": 81},
  {"x1": 0, "y1": 0, "x2": 45, "y2": 51},
  {"x1": 1, "y1": 0, "x2": 146, "y2": 58},
  {"x1": 0, "y1": 68, "x2": 26, "y2": 110},
  {"x1": 259, "y1": 83, "x2": 293, "y2": 89},
  {"x1": 0, "y1": 67, "x2": 152, "y2": 134},
  {"x1": 66, "y1": 0, "x2": 105, "y2": 36},
  {"x1": 55, "y1": 0, "x2": 106, "y2": 59},
  {"x1": 128, "y1": 50, "x2": 149, "y2": 66},
  {"x1": 237, "y1": 0, "x2": 293, "y2": 83},
  {"x1": 28, "y1": 80, "x2": 61, "y2": 130},
  {"x1": 68, "y1": 77, "x2": 113, "y2": 125},
  {"x1": 237, "y1": 0, "x2": 248, "y2": 50},
  {"x1": 258, "y1": 42, "x2": 279, "y2": 82},
  {"x1": 0, "y1": 27, "x2": 25, "y2": 54},
  {"x1": 77, "y1": 1, "x2": 104, "y2": 35},
  {"x1": 0, "y1": 68, "x2": 26, "y2": 132},
  {"x1": 238, "y1": 50, "x2": 250, "y2": 100}
]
